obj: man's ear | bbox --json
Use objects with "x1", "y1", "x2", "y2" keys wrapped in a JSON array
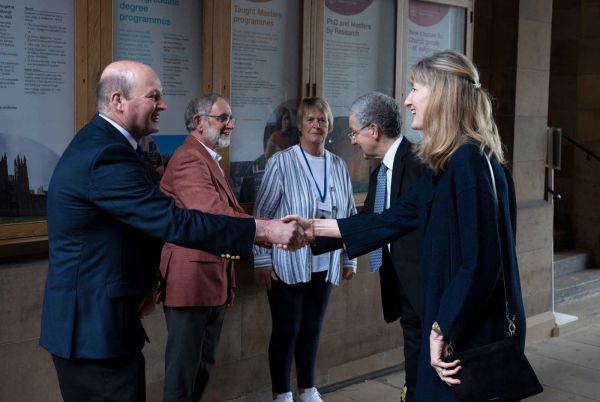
[
  {"x1": 193, "y1": 114, "x2": 202, "y2": 131},
  {"x1": 371, "y1": 123, "x2": 382, "y2": 140},
  {"x1": 110, "y1": 91, "x2": 124, "y2": 111}
]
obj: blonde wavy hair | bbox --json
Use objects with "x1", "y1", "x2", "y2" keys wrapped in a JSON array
[{"x1": 409, "y1": 50, "x2": 505, "y2": 173}]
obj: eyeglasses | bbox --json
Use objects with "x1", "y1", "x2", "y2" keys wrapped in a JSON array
[
  {"x1": 346, "y1": 122, "x2": 372, "y2": 140},
  {"x1": 198, "y1": 114, "x2": 236, "y2": 125}
]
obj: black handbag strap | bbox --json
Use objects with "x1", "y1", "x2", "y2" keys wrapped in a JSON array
[
  {"x1": 446, "y1": 152, "x2": 516, "y2": 358},
  {"x1": 484, "y1": 153, "x2": 516, "y2": 337}
]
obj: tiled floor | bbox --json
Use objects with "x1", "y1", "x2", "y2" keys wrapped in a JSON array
[
  {"x1": 324, "y1": 296, "x2": 600, "y2": 401},
  {"x1": 229, "y1": 295, "x2": 600, "y2": 401}
]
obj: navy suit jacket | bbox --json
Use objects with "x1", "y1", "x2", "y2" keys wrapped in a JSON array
[
  {"x1": 338, "y1": 143, "x2": 525, "y2": 401},
  {"x1": 41, "y1": 114, "x2": 256, "y2": 359},
  {"x1": 362, "y1": 138, "x2": 425, "y2": 322}
]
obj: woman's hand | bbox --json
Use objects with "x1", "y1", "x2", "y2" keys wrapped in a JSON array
[
  {"x1": 281, "y1": 215, "x2": 312, "y2": 239},
  {"x1": 255, "y1": 218, "x2": 306, "y2": 250},
  {"x1": 254, "y1": 266, "x2": 278, "y2": 290},
  {"x1": 342, "y1": 266, "x2": 356, "y2": 280},
  {"x1": 430, "y1": 329, "x2": 461, "y2": 386}
]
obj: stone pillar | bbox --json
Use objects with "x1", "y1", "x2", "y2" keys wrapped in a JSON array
[
  {"x1": 513, "y1": 0, "x2": 555, "y2": 324},
  {"x1": 551, "y1": 0, "x2": 600, "y2": 264}
]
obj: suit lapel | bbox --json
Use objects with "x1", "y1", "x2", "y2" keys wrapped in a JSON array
[
  {"x1": 364, "y1": 167, "x2": 378, "y2": 213},
  {"x1": 188, "y1": 136, "x2": 244, "y2": 213},
  {"x1": 391, "y1": 138, "x2": 412, "y2": 198},
  {"x1": 91, "y1": 114, "x2": 155, "y2": 182},
  {"x1": 92, "y1": 114, "x2": 135, "y2": 149},
  {"x1": 391, "y1": 153, "x2": 403, "y2": 200}
]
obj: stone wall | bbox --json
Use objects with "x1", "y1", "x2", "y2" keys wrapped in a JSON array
[
  {"x1": 0, "y1": 256, "x2": 403, "y2": 402},
  {"x1": 512, "y1": 0, "x2": 555, "y2": 317},
  {"x1": 474, "y1": 0, "x2": 554, "y2": 318},
  {"x1": 550, "y1": 0, "x2": 600, "y2": 264}
]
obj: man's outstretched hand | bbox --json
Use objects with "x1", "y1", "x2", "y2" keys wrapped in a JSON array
[
  {"x1": 280, "y1": 215, "x2": 313, "y2": 241},
  {"x1": 254, "y1": 218, "x2": 307, "y2": 251}
]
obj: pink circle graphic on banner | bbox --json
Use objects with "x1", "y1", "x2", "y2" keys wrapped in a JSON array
[
  {"x1": 325, "y1": 0, "x2": 373, "y2": 16},
  {"x1": 409, "y1": 0, "x2": 449, "y2": 27}
]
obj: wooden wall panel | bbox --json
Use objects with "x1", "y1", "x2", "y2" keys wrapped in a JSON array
[
  {"x1": 75, "y1": 0, "x2": 88, "y2": 130},
  {"x1": 201, "y1": 0, "x2": 214, "y2": 93},
  {"x1": 210, "y1": 1, "x2": 233, "y2": 175},
  {"x1": 75, "y1": 0, "x2": 112, "y2": 130}
]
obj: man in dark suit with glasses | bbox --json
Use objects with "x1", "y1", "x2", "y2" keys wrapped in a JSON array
[{"x1": 347, "y1": 92, "x2": 425, "y2": 402}]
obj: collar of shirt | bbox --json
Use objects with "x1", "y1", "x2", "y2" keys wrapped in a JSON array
[
  {"x1": 382, "y1": 136, "x2": 403, "y2": 208},
  {"x1": 198, "y1": 140, "x2": 224, "y2": 176},
  {"x1": 99, "y1": 113, "x2": 139, "y2": 151},
  {"x1": 199, "y1": 141, "x2": 223, "y2": 164},
  {"x1": 382, "y1": 135, "x2": 403, "y2": 172}
]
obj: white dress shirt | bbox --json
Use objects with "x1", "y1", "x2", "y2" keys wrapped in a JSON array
[
  {"x1": 381, "y1": 136, "x2": 404, "y2": 208},
  {"x1": 99, "y1": 113, "x2": 140, "y2": 151},
  {"x1": 381, "y1": 136, "x2": 404, "y2": 251}
]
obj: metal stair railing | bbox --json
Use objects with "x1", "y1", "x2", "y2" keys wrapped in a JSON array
[
  {"x1": 561, "y1": 133, "x2": 600, "y2": 164},
  {"x1": 545, "y1": 128, "x2": 599, "y2": 201}
]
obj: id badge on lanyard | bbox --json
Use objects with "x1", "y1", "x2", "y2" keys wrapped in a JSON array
[{"x1": 316, "y1": 198, "x2": 332, "y2": 219}]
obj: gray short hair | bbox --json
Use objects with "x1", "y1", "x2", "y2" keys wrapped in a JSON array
[
  {"x1": 184, "y1": 93, "x2": 225, "y2": 131},
  {"x1": 349, "y1": 92, "x2": 401, "y2": 138},
  {"x1": 96, "y1": 69, "x2": 134, "y2": 113}
]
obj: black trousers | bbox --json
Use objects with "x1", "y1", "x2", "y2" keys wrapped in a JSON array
[
  {"x1": 397, "y1": 276, "x2": 422, "y2": 402},
  {"x1": 52, "y1": 351, "x2": 145, "y2": 402},
  {"x1": 162, "y1": 305, "x2": 227, "y2": 402},
  {"x1": 267, "y1": 271, "x2": 333, "y2": 394}
]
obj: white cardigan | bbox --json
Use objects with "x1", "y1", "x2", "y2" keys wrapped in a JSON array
[{"x1": 253, "y1": 145, "x2": 357, "y2": 285}]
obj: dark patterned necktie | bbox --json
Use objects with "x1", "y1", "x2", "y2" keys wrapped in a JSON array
[
  {"x1": 369, "y1": 163, "x2": 387, "y2": 272},
  {"x1": 135, "y1": 146, "x2": 144, "y2": 161}
]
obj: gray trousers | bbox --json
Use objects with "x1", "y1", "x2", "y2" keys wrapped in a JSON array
[
  {"x1": 163, "y1": 305, "x2": 227, "y2": 402},
  {"x1": 53, "y1": 351, "x2": 145, "y2": 402}
]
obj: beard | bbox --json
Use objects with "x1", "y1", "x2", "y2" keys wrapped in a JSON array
[
  {"x1": 217, "y1": 136, "x2": 230, "y2": 148},
  {"x1": 205, "y1": 125, "x2": 230, "y2": 149}
]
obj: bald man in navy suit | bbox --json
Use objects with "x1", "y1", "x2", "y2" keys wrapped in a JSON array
[{"x1": 41, "y1": 60, "x2": 303, "y2": 402}]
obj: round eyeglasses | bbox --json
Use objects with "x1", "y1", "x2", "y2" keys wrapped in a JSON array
[
  {"x1": 346, "y1": 122, "x2": 372, "y2": 140},
  {"x1": 198, "y1": 114, "x2": 236, "y2": 125}
]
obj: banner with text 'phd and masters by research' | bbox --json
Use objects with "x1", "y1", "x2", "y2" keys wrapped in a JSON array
[{"x1": 323, "y1": 0, "x2": 396, "y2": 193}]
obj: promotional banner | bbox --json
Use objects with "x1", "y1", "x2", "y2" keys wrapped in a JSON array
[
  {"x1": 323, "y1": 0, "x2": 395, "y2": 116},
  {"x1": 323, "y1": 0, "x2": 395, "y2": 192},
  {"x1": 404, "y1": 0, "x2": 466, "y2": 142},
  {"x1": 0, "y1": 0, "x2": 74, "y2": 221},
  {"x1": 113, "y1": 0, "x2": 201, "y2": 167},
  {"x1": 229, "y1": 0, "x2": 300, "y2": 202}
]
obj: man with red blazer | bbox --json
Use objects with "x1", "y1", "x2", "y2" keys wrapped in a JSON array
[{"x1": 159, "y1": 94, "x2": 251, "y2": 402}]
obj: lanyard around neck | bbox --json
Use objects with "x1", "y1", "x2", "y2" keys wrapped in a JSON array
[{"x1": 299, "y1": 146, "x2": 327, "y2": 203}]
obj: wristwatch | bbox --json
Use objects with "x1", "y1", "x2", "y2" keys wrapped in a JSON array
[{"x1": 432, "y1": 321, "x2": 443, "y2": 337}]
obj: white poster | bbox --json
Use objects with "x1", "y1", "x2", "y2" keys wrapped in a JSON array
[
  {"x1": 323, "y1": 0, "x2": 395, "y2": 192},
  {"x1": 404, "y1": 0, "x2": 466, "y2": 142},
  {"x1": 323, "y1": 0, "x2": 395, "y2": 116},
  {"x1": 0, "y1": 0, "x2": 74, "y2": 220},
  {"x1": 113, "y1": 0, "x2": 201, "y2": 141},
  {"x1": 229, "y1": 0, "x2": 300, "y2": 202}
]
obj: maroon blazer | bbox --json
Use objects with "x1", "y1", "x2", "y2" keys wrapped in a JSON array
[{"x1": 159, "y1": 135, "x2": 251, "y2": 307}]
